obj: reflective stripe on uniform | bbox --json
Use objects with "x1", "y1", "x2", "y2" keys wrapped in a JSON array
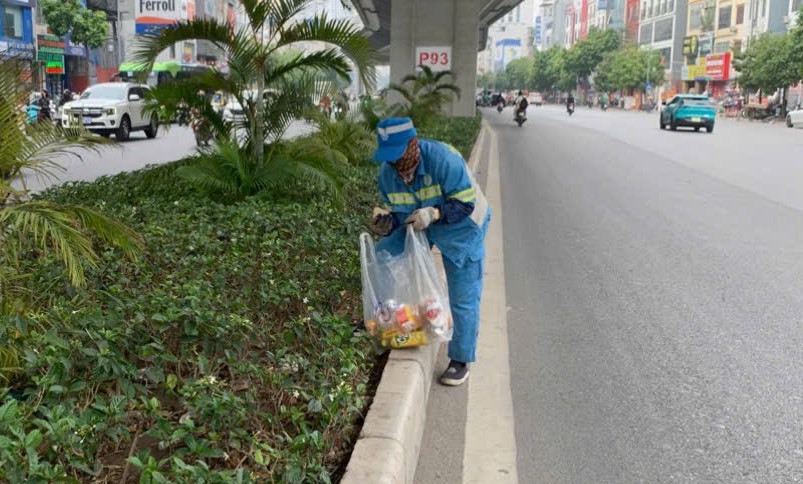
[
  {"x1": 388, "y1": 192, "x2": 416, "y2": 205},
  {"x1": 467, "y1": 170, "x2": 489, "y2": 227},
  {"x1": 416, "y1": 184, "x2": 443, "y2": 201},
  {"x1": 449, "y1": 187, "x2": 475, "y2": 203}
]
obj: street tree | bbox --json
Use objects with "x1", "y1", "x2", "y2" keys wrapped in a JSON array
[
  {"x1": 734, "y1": 33, "x2": 798, "y2": 96},
  {"x1": 477, "y1": 71, "x2": 494, "y2": 89},
  {"x1": 41, "y1": 0, "x2": 108, "y2": 49},
  {"x1": 564, "y1": 27, "x2": 621, "y2": 87},
  {"x1": 789, "y1": 8, "x2": 803, "y2": 80},
  {"x1": 552, "y1": 48, "x2": 577, "y2": 93},
  {"x1": 494, "y1": 70, "x2": 513, "y2": 91},
  {"x1": 505, "y1": 57, "x2": 534, "y2": 91},
  {"x1": 594, "y1": 46, "x2": 665, "y2": 92}
]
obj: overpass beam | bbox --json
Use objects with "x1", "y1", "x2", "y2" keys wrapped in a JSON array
[{"x1": 389, "y1": 0, "x2": 481, "y2": 118}]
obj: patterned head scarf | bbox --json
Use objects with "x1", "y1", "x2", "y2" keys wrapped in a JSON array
[{"x1": 392, "y1": 137, "x2": 420, "y2": 185}]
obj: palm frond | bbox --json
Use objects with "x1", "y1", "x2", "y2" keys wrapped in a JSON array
[
  {"x1": 433, "y1": 83, "x2": 461, "y2": 98},
  {"x1": 0, "y1": 201, "x2": 96, "y2": 286},
  {"x1": 266, "y1": 0, "x2": 315, "y2": 38},
  {"x1": 62, "y1": 205, "x2": 144, "y2": 260},
  {"x1": 15, "y1": 125, "x2": 110, "y2": 185},
  {"x1": 129, "y1": 18, "x2": 239, "y2": 76},
  {"x1": 238, "y1": 0, "x2": 272, "y2": 34},
  {"x1": 264, "y1": 48, "x2": 351, "y2": 86},
  {"x1": 271, "y1": 13, "x2": 377, "y2": 90}
]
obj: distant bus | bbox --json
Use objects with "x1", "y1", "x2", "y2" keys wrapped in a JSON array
[{"x1": 113, "y1": 61, "x2": 214, "y2": 87}]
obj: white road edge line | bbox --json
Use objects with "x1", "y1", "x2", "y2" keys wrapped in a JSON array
[{"x1": 463, "y1": 124, "x2": 519, "y2": 483}]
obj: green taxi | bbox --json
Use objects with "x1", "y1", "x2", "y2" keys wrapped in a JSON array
[{"x1": 660, "y1": 94, "x2": 716, "y2": 133}]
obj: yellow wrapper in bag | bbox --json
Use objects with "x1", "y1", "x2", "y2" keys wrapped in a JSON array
[{"x1": 380, "y1": 328, "x2": 428, "y2": 348}]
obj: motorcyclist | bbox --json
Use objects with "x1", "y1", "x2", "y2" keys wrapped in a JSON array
[
  {"x1": 59, "y1": 89, "x2": 73, "y2": 107},
  {"x1": 37, "y1": 89, "x2": 52, "y2": 122},
  {"x1": 513, "y1": 90, "x2": 528, "y2": 121},
  {"x1": 566, "y1": 93, "x2": 575, "y2": 113}
]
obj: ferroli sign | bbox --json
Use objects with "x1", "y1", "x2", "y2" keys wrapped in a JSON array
[{"x1": 135, "y1": 0, "x2": 180, "y2": 35}]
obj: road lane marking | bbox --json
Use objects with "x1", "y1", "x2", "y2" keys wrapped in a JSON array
[{"x1": 463, "y1": 126, "x2": 519, "y2": 484}]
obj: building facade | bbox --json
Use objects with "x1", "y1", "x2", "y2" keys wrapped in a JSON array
[
  {"x1": 639, "y1": 0, "x2": 689, "y2": 90},
  {"x1": 0, "y1": 0, "x2": 37, "y2": 79},
  {"x1": 479, "y1": 0, "x2": 536, "y2": 72},
  {"x1": 681, "y1": 0, "x2": 744, "y2": 96}
]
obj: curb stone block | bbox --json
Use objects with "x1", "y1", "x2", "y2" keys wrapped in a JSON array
[{"x1": 342, "y1": 438, "x2": 406, "y2": 484}]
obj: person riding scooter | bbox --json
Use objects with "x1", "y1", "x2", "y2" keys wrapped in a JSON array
[
  {"x1": 513, "y1": 90, "x2": 528, "y2": 123},
  {"x1": 566, "y1": 93, "x2": 575, "y2": 115}
]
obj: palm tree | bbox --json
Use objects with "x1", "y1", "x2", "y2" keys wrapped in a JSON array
[
  {"x1": 388, "y1": 65, "x2": 461, "y2": 127},
  {"x1": 0, "y1": 56, "x2": 143, "y2": 314},
  {"x1": 131, "y1": 0, "x2": 376, "y2": 164}
]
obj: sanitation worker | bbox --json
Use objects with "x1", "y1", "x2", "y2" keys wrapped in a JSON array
[{"x1": 366, "y1": 117, "x2": 490, "y2": 386}]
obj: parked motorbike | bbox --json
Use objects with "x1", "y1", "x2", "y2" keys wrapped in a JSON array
[
  {"x1": 190, "y1": 108, "x2": 212, "y2": 147},
  {"x1": 22, "y1": 104, "x2": 39, "y2": 124}
]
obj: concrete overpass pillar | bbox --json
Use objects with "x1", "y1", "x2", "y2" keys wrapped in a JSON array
[{"x1": 389, "y1": 0, "x2": 481, "y2": 118}]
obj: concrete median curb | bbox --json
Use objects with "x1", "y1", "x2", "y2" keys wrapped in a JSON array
[{"x1": 340, "y1": 121, "x2": 489, "y2": 484}]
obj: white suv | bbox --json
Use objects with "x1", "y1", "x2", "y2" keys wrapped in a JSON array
[{"x1": 62, "y1": 82, "x2": 159, "y2": 141}]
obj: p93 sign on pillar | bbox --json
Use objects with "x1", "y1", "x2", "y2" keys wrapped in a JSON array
[{"x1": 415, "y1": 46, "x2": 452, "y2": 72}]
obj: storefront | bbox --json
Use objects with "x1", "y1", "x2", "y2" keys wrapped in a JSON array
[
  {"x1": 681, "y1": 56, "x2": 709, "y2": 93},
  {"x1": 704, "y1": 52, "x2": 731, "y2": 97},
  {"x1": 37, "y1": 34, "x2": 65, "y2": 97},
  {"x1": 64, "y1": 35, "x2": 88, "y2": 92},
  {"x1": 0, "y1": 0, "x2": 36, "y2": 79}
]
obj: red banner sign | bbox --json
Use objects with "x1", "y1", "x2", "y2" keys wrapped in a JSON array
[{"x1": 705, "y1": 52, "x2": 731, "y2": 81}]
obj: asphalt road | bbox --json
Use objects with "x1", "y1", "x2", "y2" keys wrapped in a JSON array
[
  {"x1": 497, "y1": 106, "x2": 803, "y2": 483},
  {"x1": 415, "y1": 105, "x2": 803, "y2": 484},
  {"x1": 16, "y1": 122, "x2": 314, "y2": 193}
]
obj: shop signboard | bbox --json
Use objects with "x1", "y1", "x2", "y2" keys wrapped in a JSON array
[
  {"x1": 37, "y1": 34, "x2": 67, "y2": 75},
  {"x1": 682, "y1": 35, "x2": 698, "y2": 56},
  {"x1": 64, "y1": 35, "x2": 87, "y2": 57},
  {"x1": 697, "y1": 33, "x2": 713, "y2": 56},
  {"x1": 135, "y1": 0, "x2": 181, "y2": 35},
  {"x1": 0, "y1": 40, "x2": 35, "y2": 59},
  {"x1": 705, "y1": 52, "x2": 730, "y2": 80},
  {"x1": 37, "y1": 34, "x2": 65, "y2": 62},
  {"x1": 534, "y1": 16, "x2": 542, "y2": 45},
  {"x1": 682, "y1": 57, "x2": 708, "y2": 80}
]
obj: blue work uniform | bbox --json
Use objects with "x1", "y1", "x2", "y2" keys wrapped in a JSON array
[{"x1": 376, "y1": 139, "x2": 490, "y2": 363}]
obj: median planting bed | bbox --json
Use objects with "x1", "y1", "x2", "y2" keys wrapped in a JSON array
[{"x1": 0, "y1": 118, "x2": 480, "y2": 483}]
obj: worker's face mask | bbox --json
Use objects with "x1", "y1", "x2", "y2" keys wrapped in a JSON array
[{"x1": 392, "y1": 137, "x2": 419, "y2": 184}]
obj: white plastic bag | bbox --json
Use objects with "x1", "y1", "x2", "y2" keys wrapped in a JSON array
[{"x1": 360, "y1": 225, "x2": 453, "y2": 348}]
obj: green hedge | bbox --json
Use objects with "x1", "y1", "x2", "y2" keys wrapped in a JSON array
[
  {"x1": 0, "y1": 116, "x2": 482, "y2": 483},
  {"x1": 418, "y1": 114, "x2": 482, "y2": 160}
]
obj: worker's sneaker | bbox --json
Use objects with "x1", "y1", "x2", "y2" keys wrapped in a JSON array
[{"x1": 439, "y1": 360, "x2": 469, "y2": 386}]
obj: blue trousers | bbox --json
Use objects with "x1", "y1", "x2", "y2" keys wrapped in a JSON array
[{"x1": 443, "y1": 256, "x2": 484, "y2": 363}]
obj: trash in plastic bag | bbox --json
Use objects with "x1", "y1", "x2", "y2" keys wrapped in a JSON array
[{"x1": 360, "y1": 225, "x2": 453, "y2": 348}]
